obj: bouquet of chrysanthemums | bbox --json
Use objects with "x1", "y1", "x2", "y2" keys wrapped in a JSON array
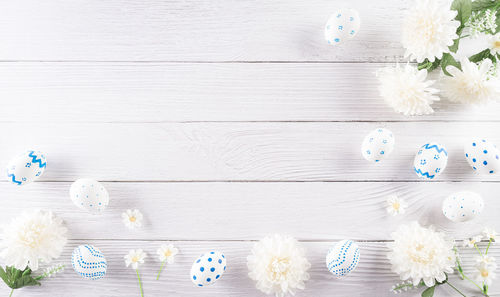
[{"x1": 378, "y1": 0, "x2": 500, "y2": 116}]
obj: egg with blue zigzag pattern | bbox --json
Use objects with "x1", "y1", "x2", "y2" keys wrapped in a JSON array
[
  {"x1": 71, "y1": 244, "x2": 107, "y2": 280},
  {"x1": 413, "y1": 142, "x2": 448, "y2": 180},
  {"x1": 190, "y1": 251, "x2": 226, "y2": 287},
  {"x1": 326, "y1": 239, "x2": 360, "y2": 278},
  {"x1": 6, "y1": 150, "x2": 47, "y2": 186}
]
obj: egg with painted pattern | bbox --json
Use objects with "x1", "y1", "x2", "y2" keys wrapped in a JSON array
[
  {"x1": 442, "y1": 191, "x2": 484, "y2": 222},
  {"x1": 70, "y1": 179, "x2": 109, "y2": 214},
  {"x1": 326, "y1": 239, "x2": 360, "y2": 277},
  {"x1": 413, "y1": 142, "x2": 448, "y2": 180},
  {"x1": 71, "y1": 244, "x2": 107, "y2": 280},
  {"x1": 361, "y1": 128, "x2": 395, "y2": 162},
  {"x1": 464, "y1": 139, "x2": 500, "y2": 175},
  {"x1": 6, "y1": 150, "x2": 47, "y2": 186},
  {"x1": 190, "y1": 251, "x2": 226, "y2": 287},
  {"x1": 325, "y1": 9, "x2": 360, "y2": 45}
]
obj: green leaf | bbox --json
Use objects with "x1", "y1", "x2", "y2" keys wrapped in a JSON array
[
  {"x1": 422, "y1": 286, "x2": 436, "y2": 297},
  {"x1": 0, "y1": 267, "x2": 8, "y2": 284},
  {"x1": 471, "y1": 0, "x2": 499, "y2": 11},
  {"x1": 452, "y1": 0, "x2": 472, "y2": 27},
  {"x1": 469, "y1": 49, "x2": 492, "y2": 62},
  {"x1": 441, "y1": 53, "x2": 461, "y2": 76},
  {"x1": 0, "y1": 266, "x2": 41, "y2": 289},
  {"x1": 418, "y1": 58, "x2": 442, "y2": 72}
]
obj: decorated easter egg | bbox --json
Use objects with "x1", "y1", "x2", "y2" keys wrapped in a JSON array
[
  {"x1": 325, "y1": 9, "x2": 361, "y2": 45},
  {"x1": 6, "y1": 150, "x2": 47, "y2": 186},
  {"x1": 414, "y1": 143, "x2": 448, "y2": 180},
  {"x1": 190, "y1": 251, "x2": 226, "y2": 287},
  {"x1": 464, "y1": 139, "x2": 500, "y2": 175},
  {"x1": 70, "y1": 179, "x2": 109, "y2": 214},
  {"x1": 361, "y1": 128, "x2": 395, "y2": 162},
  {"x1": 442, "y1": 191, "x2": 484, "y2": 222},
  {"x1": 326, "y1": 239, "x2": 360, "y2": 277},
  {"x1": 71, "y1": 244, "x2": 107, "y2": 280}
]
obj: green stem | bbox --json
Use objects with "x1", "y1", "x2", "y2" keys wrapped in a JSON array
[
  {"x1": 156, "y1": 261, "x2": 166, "y2": 280},
  {"x1": 9, "y1": 289, "x2": 13, "y2": 297},
  {"x1": 136, "y1": 269, "x2": 144, "y2": 297},
  {"x1": 474, "y1": 243, "x2": 483, "y2": 256},
  {"x1": 462, "y1": 273, "x2": 484, "y2": 292},
  {"x1": 486, "y1": 240, "x2": 492, "y2": 254},
  {"x1": 446, "y1": 281, "x2": 467, "y2": 297}
]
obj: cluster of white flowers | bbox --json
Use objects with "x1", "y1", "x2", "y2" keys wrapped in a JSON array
[
  {"x1": 462, "y1": 228, "x2": 498, "y2": 289},
  {"x1": 466, "y1": 9, "x2": 498, "y2": 37}
]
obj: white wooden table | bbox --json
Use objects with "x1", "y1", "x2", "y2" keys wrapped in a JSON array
[{"x1": 1, "y1": 1, "x2": 499, "y2": 296}]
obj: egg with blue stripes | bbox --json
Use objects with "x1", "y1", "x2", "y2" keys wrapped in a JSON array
[
  {"x1": 413, "y1": 142, "x2": 448, "y2": 180},
  {"x1": 190, "y1": 251, "x2": 226, "y2": 287},
  {"x1": 6, "y1": 150, "x2": 47, "y2": 186},
  {"x1": 325, "y1": 9, "x2": 361, "y2": 45},
  {"x1": 326, "y1": 239, "x2": 360, "y2": 277},
  {"x1": 71, "y1": 244, "x2": 107, "y2": 280},
  {"x1": 464, "y1": 139, "x2": 500, "y2": 175}
]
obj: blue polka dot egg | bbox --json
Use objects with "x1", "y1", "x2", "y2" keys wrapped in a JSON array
[
  {"x1": 326, "y1": 239, "x2": 360, "y2": 278},
  {"x1": 70, "y1": 179, "x2": 109, "y2": 214},
  {"x1": 414, "y1": 142, "x2": 448, "y2": 180},
  {"x1": 71, "y1": 244, "x2": 107, "y2": 280},
  {"x1": 442, "y1": 191, "x2": 484, "y2": 223},
  {"x1": 190, "y1": 251, "x2": 226, "y2": 287},
  {"x1": 361, "y1": 128, "x2": 395, "y2": 162},
  {"x1": 464, "y1": 139, "x2": 500, "y2": 175},
  {"x1": 324, "y1": 9, "x2": 360, "y2": 45},
  {"x1": 6, "y1": 150, "x2": 47, "y2": 186}
]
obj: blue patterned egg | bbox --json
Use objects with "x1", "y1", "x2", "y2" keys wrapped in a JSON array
[
  {"x1": 6, "y1": 150, "x2": 47, "y2": 186},
  {"x1": 190, "y1": 251, "x2": 226, "y2": 287},
  {"x1": 464, "y1": 139, "x2": 500, "y2": 175},
  {"x1": 361, "y1": 128, "x2": 395, "y2": 162},
  {"x1": 325, "y1": 9, "x2": 360, "y2": 45},
  {"x1": 326, "y1": 239, "x2": 360, "y2": 277},
  {"x1": 71, "y1": 244, "x2": 107, "y2": 280},
  {"x1": 70, "y1": 179, "x2": 109, "y2": 214},
  {"x1": 442, "y1": 191, "x2": 484, "y2": 222},
  {"x1": 414, "y1": 142, "x2": 448, "y2": 180}
]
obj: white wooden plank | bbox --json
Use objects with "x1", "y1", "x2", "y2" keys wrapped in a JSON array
[
  {"x1": 0, "y1": 0, "x2": 407, "y2": 61},
  {"x1": 0, "y1": 241, "x2": 498, "y2": 297},
  {"x1": 1, "y1": 62, "x2": 499, "y2": 122},
  {"x1": 1, "y1": 182, "x2": 498, "y2": 241},
  {"x1": 0, "y1": 122, "x2": 499, "y2": 182}
]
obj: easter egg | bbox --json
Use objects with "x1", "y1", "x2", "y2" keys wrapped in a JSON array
[
  {"x1": 326, "y1": 239, "x2": 360, "y2": 277},
  {"x1": 414, "y1": 143, "x2": 448, "y2": 180},
  {"x1": 6, "y1": 150, "x2": 47, "y2": 186},
  {"x1": 361, "y1": 128, "x2": 395, "y2": 162},
  {"x1": 190, "y1": 251, "x2": 226, "y2": 287},
  {"x1": 71, "y1": 244, "x2": 107, "y2": 280},
  {"x1": 464, "y1": 139, "x2": 500, "y2": 175},
  {"x1": 442, "y1": 191, "x2": 484, "y2": 222},
  {"x1": 70, "y1": 179, "x2": 109, "y2": 214},
  {"x1": 325, "y1": 9, "x2": 360, "y2": 45}
]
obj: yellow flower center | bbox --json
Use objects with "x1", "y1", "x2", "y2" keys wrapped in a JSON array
[
  {"x1": 417, "y1": 17, "x2": 436, "y2": 43},
  {"x1": 132, "y1": 256, "x2": 139, "y2": 262},
  {"x1": 268, "y1": 257, "x2": 291, "y2": 282},
  {"x1": 494, "y1": 41, "x2": 500, "y2": 49},
  {"x1": 164, "y1": 250, "x2": 172, "y2": 257},
  {"x1": 392, "y1": 202, "x2": 401, "y2": 210},
  {"x1": 408, "y1": 244, "x2": 435, "y2": 264},
  {"x1": 481, "y1": 269, "x2": 489, "y2": 278},
  {"x1": 129, "y1": 216, "x2": 136, "y2": 222}
]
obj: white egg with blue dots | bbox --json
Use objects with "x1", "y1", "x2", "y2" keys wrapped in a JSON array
[
  {"x1": 413, "y1": 142, "x2": 448, "y2": 180},
  {"x1": 464, "y1": 139, "x2": 500, "y2": 175},
  {"x1": 442, "y1": 191, "x2": 484, "y2": 223},
  {"x1": 361, "y1": 128, "x2": 395, "y2": 162},
  {"x1": 326, "y1": 239, "x2": 360, "y2": 278},
  {"x1": 71, "y1": 244, "x2": 107, "y2": 280},
  {"x1": 6, "y1": 150, "x2": 47, "y2": 186},
  {"x1": 70, "y1": 179, "x2": 109, "y2": 214},
  {"x1": 190, "y1": 251, "x2": 226, "y2": 287},
  {"x1": 325, "y1": 9, "x2": 360, "y2": 45}
]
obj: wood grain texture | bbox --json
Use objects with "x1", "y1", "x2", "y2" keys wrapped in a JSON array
[
  {"x1": 1, "y1": 241, "x2": 498, "y2": 297},
  {"x1": 1, "y1": 62, "x2": 500, "y2": 122}
]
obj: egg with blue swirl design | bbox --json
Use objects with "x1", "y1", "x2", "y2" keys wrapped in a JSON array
[
  {"x1": 71, "y1": 245, "x2": 107, "y2": 280},
  {"x1": 464, "y1": 139, "x2": 500, "y2": 175},
  {"x1": 190, "y1": 251, "x2": 226, "y2": 287},
  {"x1": 6, "y1": 150, "x2": 47, "y2": 186},
  {"x1": 442, "y1": 191, "x2": 484, "y2": 223},
  {"x1": 326, "y1": 239, "x2": 360, "y2": 277},
  {"x1": 361, "y1": 128, "x2": 395, "y2": 162},
  {"x1": 324, "y1": 9, "x2": 360, "y2": 45},
  {"x1": 413, "y1": 142, "x2": 448, "y2": 180}
]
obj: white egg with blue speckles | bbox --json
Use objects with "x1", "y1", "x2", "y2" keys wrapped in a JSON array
[
  {"x1": 442, "y1": 191, "x2": 484, "y2": 222},
  {"x1": 464, "y1": 139, "x2": 500, "y2": 175},
  {"x1": 326, "y1": 239, "x2": 360, "y2": 277},
  {"x1": 361, "y1": 128, "x2": 395, "y2": 162},
  {"x1": 70, "y1": 179, "x2": 109, "y2": 214},
  {"x1": 325, "y1": 9, "x2": 360, "y2": 45},
  {"x1": 6, "y1": 150, "x2": 47, "y2": 186},
  {"x1": 414, "y1": 142, "x2": 448, "y2": 180},
  {"x1": 190, "y1": 251, "x2": 226, "y2": 287},
  {"x1": 71, "y1": 244, "x2": 107, "y2": 280}
]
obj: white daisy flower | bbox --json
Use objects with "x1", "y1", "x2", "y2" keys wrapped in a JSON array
[
  {"x1": 157, "y1": 244, "x2": 178, "y2": 264},
  {"x1": 475, "y1": 255, "x2": 496, "y2": 266},
  {"x1": 386, "y1": 195, "x2": 408, "y2": 216},
  {"x1": 474, "y1": 261, "x2": 497, "y2": 286},
  {"x1": 488, "y1": 33, "x2": 500, "y2": 55},
  {"x1": 483, "y1": 227, "x2": 498, "y2": 242},
  {"x1": 124, "y1": 249, "x2": 147, "y2": 270},
  {"x1": 122, "y1": 209, "x2": 143, "y2": 229},
  {"x1": 463, "y1": 235, "x2": 484, "y2": 248}
]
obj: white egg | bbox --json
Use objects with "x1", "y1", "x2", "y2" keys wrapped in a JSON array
[
  {"x1": 414, "y1": 142, "x2": 448, "y2": 180},
  {"x1": 71, "y1": 244, "x2": 107, "y2": 280},
  {"x1": 325, "y1": 9, "x2": 361, "y2": 45},
  {"x1": 6, "y1": 150, "x2": 47, "y2": 186},
  {"x1": 70, "y1": 179, "x2": 109, "y2": 214},
  {"x1": 464, "y1": 139, "x2": 500, "y2": 175},
  {"x1": 326, "y1": 239, "x2": 360, "y2": 277},
  {"x1": 361, "y1": 128, "x2": 395, "y2": 162},
  {"x1": 190, "y1": 251, "x2": 226, "y2": 287},
  {"x1": 442, "y1": 191, "x2": 484, "y2": 222}
]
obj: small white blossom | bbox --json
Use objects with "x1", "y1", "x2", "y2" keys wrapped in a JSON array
[
  {"x1": 122, "y1": 209, "x2": 143, "y2": 229},
  {"x1": 474, "y1": 261, "x2": 497, "y2": 286},
  {"x1": 157, "y1": 244, "x2": 178, "y2": 263},
  {"x1": 124, "y1": 249, "x2": 147, "y2": 270},
  {"x1": 483, "y1": 227, "x2": 498, "y2": 242},
  {"x1": 475, "y1": 255, "x2": 496, "y2": 266},
  {"x1": 463, "y1": 235, "x2": 484, "y2": 248},
  {"x1": 467, "y1": 9, "x2": 497, "y2": 37},
  {"x1": 386, "y1": 195, "x2": 408, "y2": 216}
]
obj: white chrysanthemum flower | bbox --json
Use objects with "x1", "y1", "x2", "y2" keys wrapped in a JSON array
[
  {"x1": 0, "y1": 210, "x2": 67, "y2": 271},
  {"x1": 247, "y1": 234, "x2": 311, "y2": 297},
  {"x1": 157, "y1": 244, "x2": 178, "y2": 263},
  {"x1": 124, "y1": 249, "x2": 147, "y2": 270},
  {"x1": 463, "y1": 235, "x2": 483, "y2": 248},
  {"x1": 388, "y1": 221, "x2": 456, "y2": 287},
  {"x1": 483, "y1": 227, "x2": 498, "y2": 242},
  {"x1": 122, "y1": 209, "x2": 143, "y2": 229},
  {"x1": 377, "y1": 64, "x2": 440, "y2": 116},
  {"x1": 386, "y1": 195, "x2": 408, "y2": 216},
  {"x1": 488, "y1": 33, "x2": 500, "y2": 55},
  {"x1": 442, "y1": 57, "x2": 500, "y2": 104},
  {"x1": 474, "y1": 261, "x2": 497, "y2": 286},
  {"x1": 402, "y1": 0, "x2": 460, "y2": 62}
]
